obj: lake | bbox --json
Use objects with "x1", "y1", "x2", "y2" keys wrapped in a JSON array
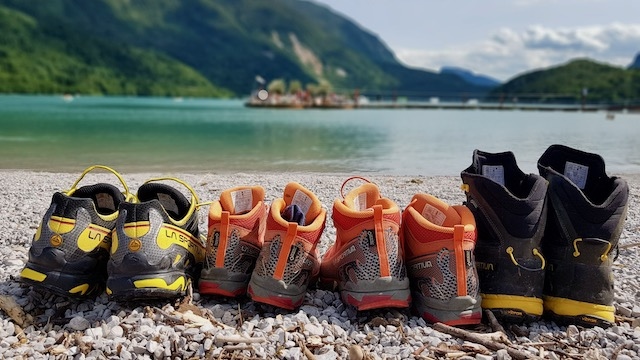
[{"x1": 0, "y1": 95, "x2": 638, "y2": 176}]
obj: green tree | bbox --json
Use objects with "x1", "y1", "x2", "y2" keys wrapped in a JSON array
[
  {"x1": 267, "y1": 78, "x2": 286, "y2": 95},
  {"x1": 288, "y1": 80, "x2": 302, "y2": 94}
]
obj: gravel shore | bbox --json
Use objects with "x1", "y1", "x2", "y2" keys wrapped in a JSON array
[{"x1": 1, "y1": 170, "x2": 639, "y2": 359}]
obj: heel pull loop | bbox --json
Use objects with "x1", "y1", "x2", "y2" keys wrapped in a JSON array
[
  {"x1": 506, "y1": 246, "x2": 546, "y2": 271},
  {"x1": 273, "y1": 223, "x2": 298, "y2": 281},
  {"x1": 66, "y1": 165, "x2": 133, "y2": 201},
  {"x1": 215, "y1": 211, "x2": 231, "y2": 268},
  {"x1": 340, "y1": 176, "x2": 373, "y2": 199},
  {"x1": 373, "y1": 205, "x2": 390, "y2": 278},
  {"x1": 453, "y1": 225, "x2": 467, "y2": 296},
  {"x1": 573, "y1": 238, "x2": 613, "y2": 262}
]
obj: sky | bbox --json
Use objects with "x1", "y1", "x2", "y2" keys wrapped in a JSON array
[{"x1": 313, "y1": 0, "x2": 640, "y2": 81}]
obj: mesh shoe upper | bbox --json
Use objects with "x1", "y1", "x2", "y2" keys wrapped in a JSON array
[
  {"x1": 402, "y1": 193, "x2": 481, "y2": 325},
  {"x1": 200, "y1": 186, "x2": 267, "y2": 296},
  {"x1": 319, "y1": 180, "x2": 410, "y2": 311},
  {"x1": 107, "y1": 181, "x2": 205, "y2": 299},
  {"x1": 248, "y1": 182, "x2": 326, "y2": 309}
]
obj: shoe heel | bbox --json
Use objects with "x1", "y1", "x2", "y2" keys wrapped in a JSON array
[
  {"x1": 106, "y1": 271, "x2": 192, "y2": 300},
  {"x1": 340, "y1": 276, "x2": 410, "y2": 311},
  {"x1": 247, "y1": 275, "x2": 305, "y2": 310},
  {"x1": 21, "y1": 265, "x2": 104, "y2": 297},
  {"x1": 413, "y1": 293, "x2": 482, "y2": 325},
  {"x1": 481, "y1": 294, "x2": 543, "y2": 322},
  {"x1": 544, "y1": 295, "x2": 615, "y2": 327},
  {"x1": 199, "y1": 268, "x2": 250, "y2": 297}
]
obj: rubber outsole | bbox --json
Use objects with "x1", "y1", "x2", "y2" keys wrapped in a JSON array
[
  {"x1": 20, "y1": 264, "x2": 104, "y2": 298},
  {"x1": 106, "y1": 271, "x2": 192, "y2": 301}
]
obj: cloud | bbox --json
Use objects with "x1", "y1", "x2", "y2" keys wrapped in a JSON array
[{"x1": 394, "y1": 23, "x2": 640, "y2": 81}]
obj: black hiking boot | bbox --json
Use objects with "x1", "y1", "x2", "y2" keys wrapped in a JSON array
[
  {"x1": 461, "y1": 150, "x2": 548, "y2": 322},
  {"x1": 538, "y1": 144, "x2": 629, "y2": 328}
]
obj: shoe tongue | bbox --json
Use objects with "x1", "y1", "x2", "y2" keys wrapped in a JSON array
[
  {"x1": 137, "y1": 183, "x2": 191, "y2": 219},
  {"x1": 282, "y1": 204, "x2": 306, "y2": 225},
  {"x1": 343, "y1": 183, "x2": 381, "y2": 211},
  {"x1": 538, "y1": 144, "x2": 606, "y2": 190},
  {"x1": 73, "y1": 183, "x2": 125, "y2": 214},
  {"x1": 472, "y1": 150, "x2": 521, "y2": 187},
  {"x1": 282, "y1": 182, "x2": 322, "y2": 224},
  {"x1": 219, "y1": 186, "x2": 264, "y2": 215},
  {"x1": 410, "y1": 194, "x2": 461, "y2": 227}
]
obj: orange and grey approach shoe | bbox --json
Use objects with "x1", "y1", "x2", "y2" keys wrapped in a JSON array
[
  {"x1": 320, "y1": 178, "x2": 410, "y2": 311},
  {"x1": 21, "y1": 165, "x2": 132, "y2": 298},
  {"x1": 199, "y1": 186, "x2": 267, "y2": 297},
  {"x1": 402, "y1": 193, "x2": 481, "y2": 326},
  {"x1": 106, "y1": 178, "x2": 206, "y2": 301},
  {"x1": 247, "y1": 182, "x2": 326, "y2": 310}
]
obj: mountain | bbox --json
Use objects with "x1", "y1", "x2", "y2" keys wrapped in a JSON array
[
  {"x1": 0, "y1": 0, "x2": 492, "y2": 97},
  {"x1": 440, "y1": 67, "x2": 501, "y2": 87},
  {"x1": 630, "y1": 53, "x2": 640, "y2": 69},
  {"x1": 490, "y1": 59, "x2": 640, "y2": 104}
]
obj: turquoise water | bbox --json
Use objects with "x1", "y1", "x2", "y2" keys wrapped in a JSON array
[{"x1": 1, "y1": 95, "x2": 639, "y2": 176}]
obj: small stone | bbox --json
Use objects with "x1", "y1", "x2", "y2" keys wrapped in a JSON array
[
  {"x1": 120, "y1": 349, "x2": 133, "y2": 360},
  {"x1": 606, "y1": 331, "x2": 620, "y2": 342},
  {"x1": 68, "y1": 316, "x2": 91, "y2": 331},
  {"x1": 496, "y1": 349, "x2": 512, "y2": 360},
  {"x1": 305, "y1": 324, "x2": 323, "y2": 336},
  {"x1": 476, "y1": 354, "x2": 493, "y2": 360},
  {"x1": 384, "y1": 346, "x2": 401, "y2": 355},
  {"x1": 349, "y1": 344, "x2": 364, "y2": 360},
  {"x1": 109, "y1": 325, "x2": 124, "y2": 339},
  {"x1": 617, "y1": 305, "x2": 634, "y2": 317},
  {"x1": 203, "y1": 338, "x2": 213, "y2": 351},
  {"x1": 147, "y1": 340, "x2": 159, "y2": 353},
  {"x1": 315, "y1": 349, "x2": 339, "y2": 360}
]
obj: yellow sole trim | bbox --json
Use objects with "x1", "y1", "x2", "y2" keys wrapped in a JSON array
[
  {"x1": 133, "y1": 277, "x2": 186, "y2": 291},
  {"x1": 69, "y1": 284, "x2": 90, "y2": 295},
  {"x1": 481, "y1": 293, "x2": 543, "y2": 316},
  {"x1": 543, "y1": 295, "x2": 615, "y2": 323},
  {"x1": 106, "y1": 287, "x2": 113, "y2": 295},
  {"x1": 21, "y1": 268, "x2": 47, "y2": 282}
]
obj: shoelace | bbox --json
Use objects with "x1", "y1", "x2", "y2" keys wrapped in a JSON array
[
  {"x1": 339, "y1": 176, "x2": 374, "y2": 199},
  {"x1": 65, "y1": 164, "x2": 134, "y2": 201}
]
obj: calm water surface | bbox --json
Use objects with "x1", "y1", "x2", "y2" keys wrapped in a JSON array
[{"x1": 1, "y1": 95, "x2": 639, "y2": 176}]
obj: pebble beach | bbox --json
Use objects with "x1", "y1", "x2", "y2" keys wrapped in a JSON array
[{"x1": 1, "y1": 170, "x2": 639, "y2": 360}]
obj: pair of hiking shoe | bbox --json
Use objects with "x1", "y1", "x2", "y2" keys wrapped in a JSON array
[
  {"x1": 320, "y1": 177, "x2": 481, "y2": 325},
  {"x1": 20, "y1": 167, "x2": 327, "y2": 306},
  {"x1": 21, "y1": 166, "x2": 206, "y2": 300},
  {"x1": 202, "y1": 177, "x2": 482, "y2": 325},
  {"x1": 461, "y1": 144, "x2": 628, "y2": 327}
]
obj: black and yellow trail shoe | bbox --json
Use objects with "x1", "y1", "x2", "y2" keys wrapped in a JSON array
[
  {"x1": 461, "y1": 150, "x2": 548, "y2": 322},
  {"x1": 21, "y1": 165, "x2": 132, "y2": 298},
  {"x1": 538, "y1": 144, "x2": 628, "y2": 327},
  {"x1": 106, "y1": 178, "x2": 206, "y2": 301}
]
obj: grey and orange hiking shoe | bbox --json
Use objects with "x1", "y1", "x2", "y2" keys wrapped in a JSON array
[
  {"x1": 320, "y1": 177, "x2": 410, "y2": 311},
  {"x1": 106, "y1": 178, "x2": 205, "y2": 301},
  {"x1": 538, "y1": 144, "x2": 629, "y2": 327},
  {"x1": 199, "y1": 186, "x2": 267, "y2": 297},
  {"x1": 402, "y1": 193, "x2": 482, "y2": 325},
  {"x1": 247, "y1": 182, "x2": 326, "y2": 310},
  {"x1": 461, "y1": 150, "x2": 548, "y2": 322},
  {"x1": 21, "y1": 165, "x2": 132, "y2": 298}
]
